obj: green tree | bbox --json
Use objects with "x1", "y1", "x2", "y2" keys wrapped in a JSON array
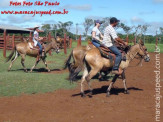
[
  {"x1": 83, "y1": 18, "x2": 94, "y2": 41},
  {"x1": 41, "y1": 24, "x2": 51, "y2": 36}
]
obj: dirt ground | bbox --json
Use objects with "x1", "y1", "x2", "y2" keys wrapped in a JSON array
[{"x1": 0, "y1": 53, "x2": 162, "y2": 122}]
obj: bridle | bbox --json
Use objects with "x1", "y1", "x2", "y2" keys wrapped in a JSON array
[{"x1": 126, "y1": 44, "x2": 148, "y2": 63}]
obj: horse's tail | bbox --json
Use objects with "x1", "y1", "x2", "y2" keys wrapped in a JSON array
[
  {"x1": 69, "y1": 54, "x2": 86, "y2": 81},
  {"x1": 63, "y1": 50, "x2": 73, "y2": 69},
  {"x1": 5, "y1": 47, "x2": 16, "y2": 63}
]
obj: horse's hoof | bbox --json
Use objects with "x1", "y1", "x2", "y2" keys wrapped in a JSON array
[
  {"x1": 106, "y1": 91, "x2": 111, "y2": 97},
  {"x1": 48, "y1": 70, "x2": 51, "y2": 72},
  {"x1": 8, "y1": 69, "x2": 10, "y2": 72},
  {"x1": 124, "y1": 90, "x2": 130, "y2": 94},
  {"x1": 24, "y1": 70, "x2": 28, "y2": 73},
  {"x1": 90, "y1": 90, "x2": 93, "y2": 95},
  {"x1": 99, "y1": 77, "x2": 104, "y2": 81},
  {"x1": 81, "y1": 92, "x2": 86, "y2": 98}
]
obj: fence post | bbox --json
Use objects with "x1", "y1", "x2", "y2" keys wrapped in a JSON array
[
  {"x1": 48, "y1": 32, "x2": 52, "y2": 56},
  {"x1": 64, "y1": 33, "x2": 67, "y2": 54},
  {"x1": 155, "y1": 36, "x2": 158, "y2": 51},
  {"x1": 69, "y1": 38, "x2": 72, "y2": 48},
  {"x1": 3, "y1": 30, "x2": 7, "y2": 58},
  {"x1": 12, "y1": 34, "x2": 15, "y2": 49},
  {"x1": 77, "y1": 35, "x2": 81, "y2": 46},
  {"x1": 7, "y1": 34, "x2": 10, "y2": 50},
  {"x1": 29, "y1": 32, "x2": 32, "y2": 42},
  {"x1": 126, "y1": 35, "x2": 129, "y2": 44}
]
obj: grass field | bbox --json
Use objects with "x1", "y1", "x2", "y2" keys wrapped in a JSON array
[{"x1": 0, "y1": 42, "x2": 162, "y2": 97}]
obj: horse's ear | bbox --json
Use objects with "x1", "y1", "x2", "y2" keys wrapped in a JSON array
[{"x1": 139, "y1": 39, "x2": 144, "y2": 45}]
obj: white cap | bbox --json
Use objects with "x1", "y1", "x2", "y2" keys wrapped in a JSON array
[{"x1": 34, "y1": 25, "x2": 39, "y2": 29}]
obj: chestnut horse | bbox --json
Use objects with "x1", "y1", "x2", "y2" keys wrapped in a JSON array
[
  {"x1": 64, "y1": 45, "x2": 109, "y2": 81},
  {"x1": 80, "y1": 40, "x2": 150, "y2": 97},
  {"x1": 64, "y1": 45, "x2": 90, "y2": 81},
  {"x1": 6, "y1": 39, "x2": 59, "y2": 72}
]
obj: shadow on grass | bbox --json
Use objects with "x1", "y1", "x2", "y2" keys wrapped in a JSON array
[
  {"x1": 72, "y1": 86, "x2": 143, "y2": 97},
  {"x1": 9, "y1": 68, "x2": 61, "y2": 73},
  {"x1": 69, "y1": 73, "x2": 114, "y2": 82}
]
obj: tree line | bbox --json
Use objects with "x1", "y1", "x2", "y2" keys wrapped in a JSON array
[{"x1": 40, "y1": 17, "x2": 163, "y2": 44}]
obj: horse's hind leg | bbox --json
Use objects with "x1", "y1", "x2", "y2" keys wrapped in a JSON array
[
  {"x1": 86, "y1": 69, "x2": 99, "y2": 96},
  {"x1": 20, "y1": 54, "x2": 27, "y2": 72},
  {"x1": 121, "y1": 70, "x2": 129, "y2": 94},
  {"x1": 81, "y1": 66, "x2": 89, "y2": 97},
  {"x1": 42, "y1": 58, "x2": 50, "y2": 72},
  {"x1": 106, "y1": 74, "x2": 119, "y2": 97},
  {"x1": 8, "y1": 51, "x2": 19, "y2": 71}
]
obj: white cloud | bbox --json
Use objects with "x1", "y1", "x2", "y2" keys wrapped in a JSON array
[
  {"x1": 131, "y1": 16, "x2": 144, "y2": 24},
  {"x1": 139, "y1": 11, "x2": 155, "y2": 15},
  {"x1": 60, "y1": 4, "x2": 91, "y2": 11},
  {"x1": 153, "y1": 0, "x2": 163, "y2": 3},
  {"x1": 147, "y1": 22, "x2": 163, "y2": 35}
]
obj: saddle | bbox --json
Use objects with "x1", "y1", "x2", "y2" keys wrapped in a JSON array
[
  {"x1": 28, "y1": 42, "x2": 39, "y2": 50},
  {"x1": 28, "y1": 42, "x2": 46, "y2": 57},
  {"x1": 90, "y1": 40, "x2": 130, "y2": 64}
]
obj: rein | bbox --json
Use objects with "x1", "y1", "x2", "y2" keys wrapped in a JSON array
[{"x1": 125, "y1": 44, "x2": 146, "y2": 66}]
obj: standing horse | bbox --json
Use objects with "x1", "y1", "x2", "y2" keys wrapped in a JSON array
[
  {"x1": 6, "y1": 39, "x2": 59, "y2": 72},
  {"x1": 80, "y1": 40, "x2": 150, "y2": 97}
]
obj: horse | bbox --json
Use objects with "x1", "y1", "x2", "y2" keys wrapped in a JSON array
[
  {"x1": 64, "y1": 45, "x2": 90, "y2": 81},
  {"x1": 64, "y1": 45, "x2": 109, "y2": 81},
  {"x1": 79, "y1": 40, "x2": 150, "y2": 97},
  {"x1": 6, "y1": 38, "x2": 59, "y2": 72}
]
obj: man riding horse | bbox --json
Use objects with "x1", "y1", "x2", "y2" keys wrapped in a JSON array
[{"x1": 102, "y1": 17, "x2": 128, "y2": 75}]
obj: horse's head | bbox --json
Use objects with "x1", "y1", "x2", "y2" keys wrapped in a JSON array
[
  {"x1": 51, "y1": 38, "x2": 60, "y2": 54},
  {"x1": 136, "y1": 40, "x2": 150, "y2": 62}
]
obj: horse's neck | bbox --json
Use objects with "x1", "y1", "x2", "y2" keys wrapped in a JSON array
[
  {"x1": 44, "y1": 43, "x2": 52, "y2": 53},
  {"x1": 126, "y1": 44, "x2": 139, "y2": 62}
]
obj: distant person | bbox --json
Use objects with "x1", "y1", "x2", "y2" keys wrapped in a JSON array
[
  {"x1": 33, "y1": 25, "x2": 44, "y2": 58},
  {"x1": 91, "y1": 20, "x2": 103, "y2": 47},
  {"x1": 102, "y1": 17, "x2": 128, "y2": 75}
]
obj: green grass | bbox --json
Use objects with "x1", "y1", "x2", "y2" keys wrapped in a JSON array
[
  {"x1": 0, "y1": 42, "x2": 162, "y2": 97},
  {"x1": 0, "y1": 46, "x2": 76, "y2": 97}
]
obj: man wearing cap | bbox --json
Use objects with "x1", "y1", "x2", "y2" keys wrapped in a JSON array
[
  {"x1": 33, "y1": 25, "x2": 44, "y2": 58},
  {"x1": 91, "y1": 20, "x2": 103, "y2": 47},
  {"x1": 102, "y1": 17, "x2": 128, "y2": 75}
]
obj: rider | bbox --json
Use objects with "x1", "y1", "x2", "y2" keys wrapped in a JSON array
[
  {"x1": 102, "y1": 17, "x2": 128, "y2": 75},
  {"x1": 33, "y1": 25, "x2": 44, "y2": 58},
  {"x1": 91, "y1": 20, "x2": 103, "y2": 47}
]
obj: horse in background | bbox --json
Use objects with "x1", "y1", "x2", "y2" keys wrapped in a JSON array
[{"x1": 6, "y1": 38, "x2": 59, "y2": 72}]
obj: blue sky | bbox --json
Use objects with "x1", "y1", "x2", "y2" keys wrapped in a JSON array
[{"x1": 0, "y1": 0, "x2": 163, "y2": 35}]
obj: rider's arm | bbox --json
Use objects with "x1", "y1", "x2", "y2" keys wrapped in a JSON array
[
  {"x1": 100, "y1": 33, "x2": 104, "y2": 39},
  {"x1": 115, "y1": 37, "x2": 126, "y2": 45},
  {"x1": 92, "y1": 31, "x2": 102, "y2": 42}
]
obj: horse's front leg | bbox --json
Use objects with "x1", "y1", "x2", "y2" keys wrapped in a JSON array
[
  {"x1": 106, "y1": 74, "x2": 119, "y2": 97},
  {"x1": 21, "y1": 54, "x2": 27, "y2": 72},
  {"x1": 30, "y1": 58, "x2": 40, "y2": 72},
  {"x1": 121, "y1": 70, "x2": 129, "y2": 94},
  {"x1": 42, "y1": 58, "x2": 51, "y2": 72}
]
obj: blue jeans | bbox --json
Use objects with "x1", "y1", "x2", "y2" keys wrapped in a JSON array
[
  {"x1": 37, "y1": 42, "x2": 42, "y2": 54},
  {"x1": 108, "y1": 46, "x2": 122, "y2": 70},
  {"x1": 92, "y1": 40, "x2": 100, "y2": 47}
]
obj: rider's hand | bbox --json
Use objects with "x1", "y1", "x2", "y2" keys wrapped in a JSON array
[{"x1": 124, "y1": 42, "x2": 128, "y2": 46}]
